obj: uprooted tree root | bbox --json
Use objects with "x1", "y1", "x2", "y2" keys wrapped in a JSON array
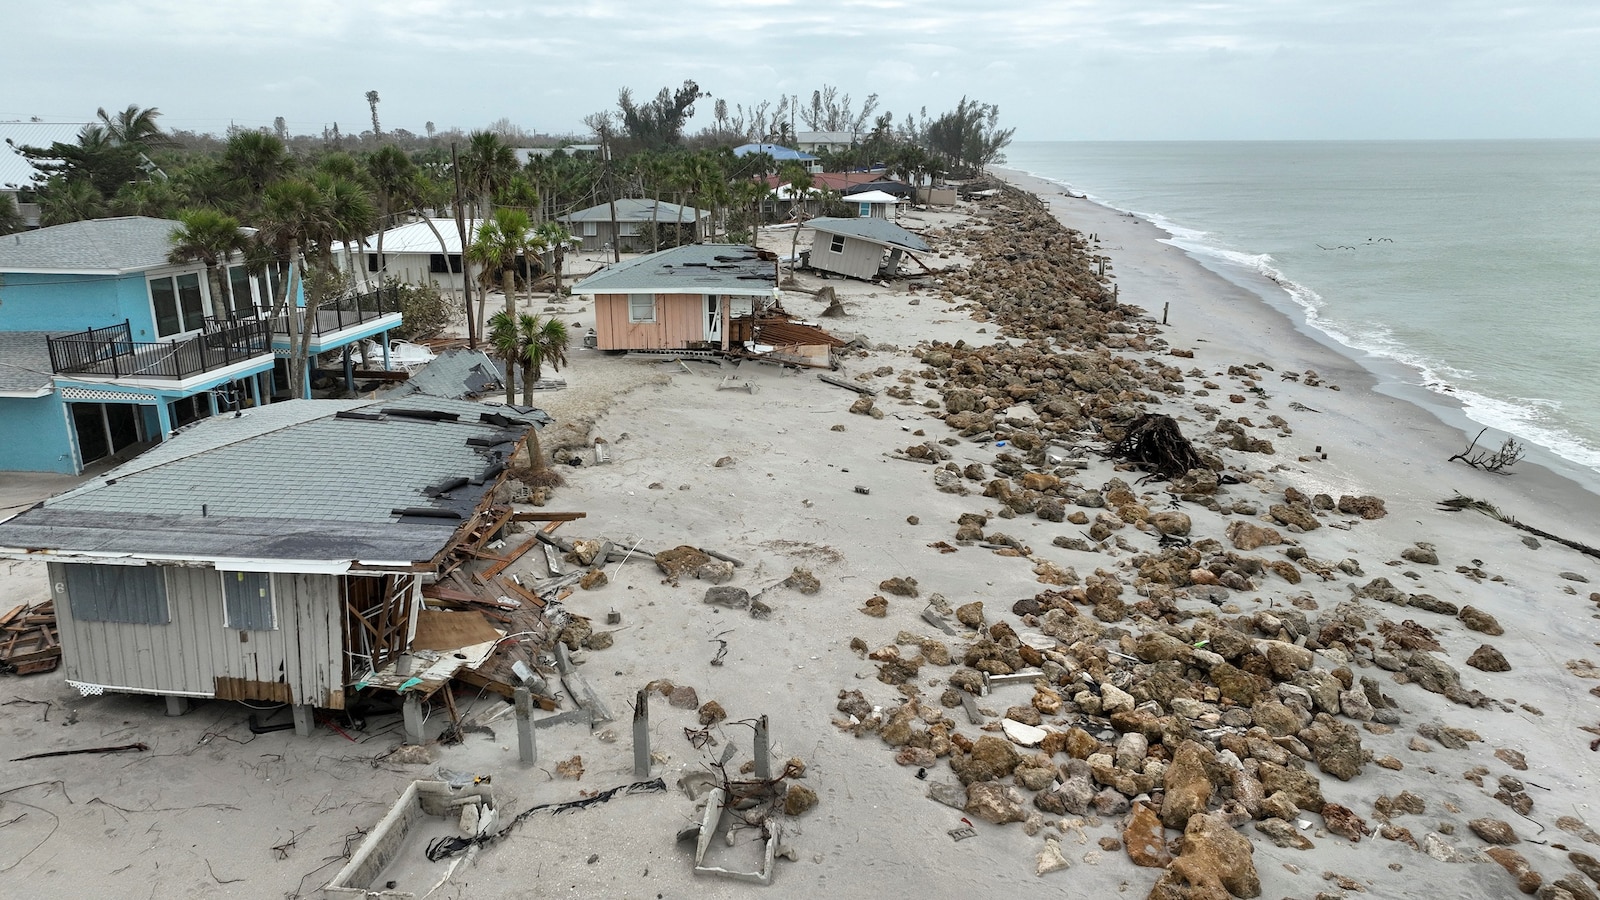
[
  {"x1": 1103, "y1": 413, "x2": 1208, "y2": 480},
  {"x1": 1448, "y1": 428, "x2": 1525, "y2": 473}
]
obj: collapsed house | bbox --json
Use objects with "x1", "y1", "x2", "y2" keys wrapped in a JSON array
[
  {"x1": 0, "y1": 396, "x2": 549, "y2": 735},
  {"x1": 804, "y1": 217, "x2": 931, "y2": 281}
]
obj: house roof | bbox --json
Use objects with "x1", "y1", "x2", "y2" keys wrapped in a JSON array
[
  {"x1": 732, "y1": 143, "x2": 819, "y2": 162},
  {"x1": 843, "y1": 180, "x2": 915, "y2": 199},
  {"x1": 795, "y1": 131, "x2": 863, "y2": 145},
  {"x1": 0, "y1": 215, "x2": 188, "y2": 275},
  {"x1": 845, "y1": 190, "x2": 905, "y2": 205},
  {"x1": 391, "y1": 349, "x2": 504, "y2": 399},
  {"x1": 807, "y1": 217, "x2": 931, "y2": 253},
  {"x1": 0, "y1": 396, "x2": 548, "y2": 571},
  {"x1": 762, "y1": 172, "x2": 881, "y2": 193},
  {"x1": 349, "y1": 218, "x2": 465, "y2": 255},
  {"x1": 0, "y1": 121, "x2": 89, "y2": 192},
  {"x1": 559, "y1": 198, "x2": 705, "y2": 224},
  {"x1": 0, "y1": 331, "x2": 57, "y2": 396},
  {"x1": 572, "y1": 243, "x2": 777, "y2": 297}
]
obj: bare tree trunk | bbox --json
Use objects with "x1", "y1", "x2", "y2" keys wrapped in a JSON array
[{"x1": 451, "y1": 142, "x2": 478, "y2": 349}]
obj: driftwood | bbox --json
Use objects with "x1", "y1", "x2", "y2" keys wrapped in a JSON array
[
  {"x1": 1103, "y1": 413, "x2": 1207, "y2": 480},
  {"x1": 1438, "y1": 493, "x2": 1600, "y2": 561},
  {"x1": 817, "y1": 373, "x2": 876, "y2": 396},
  {"x1": 1448, "y1": 428, "x2": 1525, "y2": 473}
]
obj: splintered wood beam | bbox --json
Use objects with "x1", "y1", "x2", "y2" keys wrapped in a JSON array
[
  {"x1": 509, "y1": 511, "x2": 588, "y2": 523},
  {"x1": 471, "y1": 507, "x2": 516, "y2": 550},
  {"x1": 497, "y1": 576, "x2": 546, "y2": 608},
  {"x1": 483, "y1": 533, "x2": 543, "y2": 577}
]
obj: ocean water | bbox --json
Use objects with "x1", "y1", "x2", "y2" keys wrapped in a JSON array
[{"x1": 1004, "y1": 140, "x2": 1600, "y2": 485}]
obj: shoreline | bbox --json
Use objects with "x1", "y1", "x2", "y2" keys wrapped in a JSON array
[{"x1": 995, "y1": 165, "x2": 1600, "y2": 549}]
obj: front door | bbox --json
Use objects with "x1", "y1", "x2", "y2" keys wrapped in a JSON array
[{"x1": 705, "y1": 295, "x2": 722, "y2": 344}]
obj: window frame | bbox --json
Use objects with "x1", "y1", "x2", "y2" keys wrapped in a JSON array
[
  {"x1": 627, "y1": 293, "x2": 657, "y2": 324},
  {"x1": 829, "y1": 235, "x2": 846, "y2": 254},
  {"x1": 63, "y1": 563, "x2": 170, "y2": 625},
  {"x1": 149, "y1": 271, "x2": 210, "y2": 338},
  {"x1": 222, "y1": 571, "x2": 277, "y2": 631}
]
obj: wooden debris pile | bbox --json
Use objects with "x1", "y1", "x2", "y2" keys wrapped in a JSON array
[{"x1": 0, "y1": 600, "x2": 60, "y2": 675}]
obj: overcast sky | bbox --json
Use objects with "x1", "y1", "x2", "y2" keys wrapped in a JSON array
[{"x1": 4, "y1": 0, "x2": 1599, "y2": 142}]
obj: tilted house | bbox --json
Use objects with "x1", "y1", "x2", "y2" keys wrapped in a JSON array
[
  {"x1": 0, "y1": 396, "x2": 546, "y2": 735},
  {"x1": 559, "y1": 199, "x2": 708, "y2": 252},
  {"x1": 572, "y1": 244, "x2": 778, "y2": 352},
  {"x1": 0, "y1": 217, "x2": 402, "y2": 474},
  {"x1": 806, "y1": 217, "x2": 931, "y2": 282}
]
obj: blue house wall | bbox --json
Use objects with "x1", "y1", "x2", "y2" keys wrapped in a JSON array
[
  {"x1": 0, "y1": 273, "x2": 130, "y2": 332},
  {"x1": 0, "y1": 394, "x2": 77, "y2": 473}
]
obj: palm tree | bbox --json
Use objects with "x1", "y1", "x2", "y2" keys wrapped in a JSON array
[
  {"x1": 96, "y1": 105, "x2": 173, "y2": 150},
  {"x1": 259, "y1": 178, "x2": 335, "y2": 397},
  {"x1": 168, "y1": 209, "x2": 250, "y2": 320},
  {"x1": 466, "y1": 208, "x2": 535, "y2": 349},
  {"x1": 778, "y1": 162, "x2": 815, "y2": 277},
  {"x1": 488, "y1": 309, "x2": 521, "y2": 405},
  {"x1": 461, "y1": 131, "x2": 517, "y2": 219},
  {"x1": 365, "y1": 145, "x2": 415, "y2": 283},
  {"x1": 517, "y1": 313, "x2": 568, "y2": 397},
  {"x1": 113, "y1": 178, "x2": 182, "y2": 218},
  {"x1": 38, "y1": 178, "x2": 107, "y2": 226},
  {"x1": 314, "y1": 172, "x2": 376, "y2": 291},
  {"x1": 531, "y1": 221, "x2": 577, "y2": 292},
  {"x1": 221, "y1": 132, "x2": 294, "y2": 212}
]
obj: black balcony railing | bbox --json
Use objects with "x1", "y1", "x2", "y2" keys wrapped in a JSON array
[
  {"x1": 270, "y1": 285, "x2": 403, "y2": 339},
  {"x1": 47, "y1": 318, "x2": 273, "y2": 380}
]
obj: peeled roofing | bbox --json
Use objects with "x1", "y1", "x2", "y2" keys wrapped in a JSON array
[
  {"x1": 806, "y1": 217, "x2": 931, "y2": 252},
  {"x1": 572, "y1": 243, "x2": 776, "y2": 296},
  {"x1": 46, "y1": 396, "x2": 521, "y2": 523}
]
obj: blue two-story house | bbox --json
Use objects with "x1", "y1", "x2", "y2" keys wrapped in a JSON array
[{"x1": 0, "y1": 216, "x2": 403, "y2": 474}]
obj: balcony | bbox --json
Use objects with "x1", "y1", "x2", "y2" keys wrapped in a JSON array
[
  {"x1": 271, "y1": 285, "x2": 403, "y2": 345},
  {"x1": 47, "y1": 318, "x2": 273, "y2": 381}
]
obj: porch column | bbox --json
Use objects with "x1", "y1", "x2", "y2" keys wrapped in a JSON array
[
  {"x1": 302, "y1": 359, "x2": 313, "y2": 399},
  {"x1": 381, "y1": 331, "x2": 392, "y2": 371},
  {"x1": 249, "y1": 373, "x2": 262, "y2": 407},
  {"x1": 342, "y1": 344, "x2": 355, "y2": 394},
  {"x1": 206, "y1": 389, "x2": 218, "y2": 417},
  {"x1": 154, "y1": 398, "x2": 174, "y2": 440},
  {"x1": 720, "y1": 295, "x2": 730, "y2": 351},
  {"x1": 292, "y1": 704, "x2": 315, "y2": 737}
]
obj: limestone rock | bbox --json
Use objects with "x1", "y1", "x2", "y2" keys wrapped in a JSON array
[
  {"x1": 955, "y1": 600, "x2": 985, "y2": 628},
  {"x1": 1161, "y1": 740, "x2": 1215, "y2": 830},
  {"x1": 694, "y1": 559, "x2": 736, "y2": 584},
  {"x1": 1321, "y1": 803, "x2": 1371, "y2": 842},
  {"x1": 965, "y1": 780, "x2": 1026, "y2": 825},
  {"x1": 703, "y1": 585, "x2": 750, "y2": 609},
  {"x1": 1125, "y1": 802, "x2": 1172, "y2": 867},
  {"x1": 698, "y1": 700, "x2": 727, "y2": 725},
  {"x1": 1151, "y1": 511, "x2": 1193, "y2": 536},
  {"x1": 784, "y1": 783, "x2": 818, "y2": 815},
  {"x1": 926, "y1": 779, "x2": 968, "y2": 810},
  {"x1": 1337, "y1": 495, "x2": 1387, "y2": 519},
  {"x1": 1270, "y1": 503, "x2": 1320, "y2": 531},
  {"x1": 1100, "y1": 683, "x2": 1136, "y2": 715},
  {"x1": 1468, "y1": 644, "x2": 1512, "y2": 672},
  {"x1": 1149, "y1": 812, "x2": 1261, "y2": 900},
  {"x1": 1460, "y1": 605, "x2": 1505, "y2": 635},
  {"x1": 1036, "y1": 837, "x2": 1070, "y2": 876},
  {"x1": 1226, "y1": 520, "x2": 1284, "y2": 551},
  {"x1": 953, "y1": 735, "x2": 1022, "y2": 784},
  {"x1": 1485, "y1": 846, "x2": 1543, "y2": 894},
  {"x1": 1255, "y1": 817, "x2": 1314, "y2": 850},
  {"x1": 656, "y1": 545, "x2": 712, "y2": 580},
  {"x1": 1401, "y1": 544, "x2": 1440, "y2": 565},
  {"x1": 579, "y1": 568, "x2": 608, "y2": 590},
  {"x1": 783, "y1": 567, "x2": 821, "y2": 594},
  {"x1": 1300, "y1": 713, "x2": 1364, "y2": 781},
  {"x1": 668, "y1": 685, "x2": 700, "y2": 709},
  {"x1": 1470, "y1": 818, "x2": 1521, "y2": 845}
]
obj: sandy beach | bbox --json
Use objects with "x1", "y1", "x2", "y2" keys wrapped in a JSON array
[{"x1": 4, "y1": 180, "x2": 1600, "y2": 900}]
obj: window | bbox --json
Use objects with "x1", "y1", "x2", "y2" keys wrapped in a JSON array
[
  {"x1": 223, "y1": 571, "x2": 276, "y2": 630},
  {"x1": 580, "y1": 222, "x2": 597, "y2": 237},
  {"x1": 150, "y1": 272, "x2": 208, "y2": 337},
  {"x1": 63, "y1": 564, "x2": 169, "y2": 625},
  {"x1": 227, "y1": 265, "x2": 255, "y2": 318},
  {"x1": 367, "y1": 253, "x2": 381, "y2": 273},
  {"x1": 628, "y1": 294, "x2": 656, "y2": 324},
  {"x1": 858, "y1": 202, "x2": 871, "y2": 217},
  {"x1": 618, "y1": 222, "x2": 640, "y2": 236},
  {"x1": 429, "y1": 254, "x2": 463, "y2": 274},
  {"x1": 829, "y1": 235, "x2": 846, "y2": 254}
]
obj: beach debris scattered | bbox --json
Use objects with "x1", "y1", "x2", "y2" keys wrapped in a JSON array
[
  {"x1": 1448, "y1": 427, "x2": 1526, "y2": 473},
  {"x1": 0, "y1": 599, "x2": 60, "y2": 675}
]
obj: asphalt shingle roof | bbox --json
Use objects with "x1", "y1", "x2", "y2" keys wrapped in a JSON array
[
  {"x1": 807, "y1": 217, "x2": 931, "y2": 252},
  {"x1": 0, "y1": 331, "x2": 57, "y2": 394},
  {"x1": 571, "y1": 244, "x2": 777, "y2": 297},
  {"x1": 0, "y1": 216, "x2": 187, "y2": 274},
  {"x1": 560, "y1": 198, "x2": 705, "y2": 224},
  {"x1": 0, "y1": 396, "x2": 547, "y2": 567}
]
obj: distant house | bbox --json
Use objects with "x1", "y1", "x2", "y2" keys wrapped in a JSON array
[
  {"x1": 0, "y1": 217, "x2": 402, "y2": 473},
  {"x1": 843, "y1": 180, "x2": 915, "y2": 201},
  {"x1": 0, "y1": 396, "x2": 547, "y2": 736},
  {"x1": 0, "y1": 120, "x2": 91, "y2": 229},
  {"x1": 571, "y1": 243, "x2": 777, "y2": 352},
  {"x1": 732, "y1": 143, "x2": 821, "y2": 167},
  {"x1": 559, "y1": 199, "x2": 708, "y2": 252},
  {"x1": 337, "y1": 217, "x2": 468, "y2": 290},
  {"x1": 843, "y1": 190, "x2": 905, "y2": 220},
  {"x1": 806, "y1": 217, "x2": 930, "y2": 281},
  {"x1": 512, "y1": 145, "x2": 602, "y2": 164},
  {"x1": 794, "y1": 132, "x2": 864, "y2": 155}
]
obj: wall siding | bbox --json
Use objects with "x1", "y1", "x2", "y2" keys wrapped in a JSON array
[
  {"x1": 0, "y1": 393, "x2": 78, "y2": 473},
  {"x1": 49, "y1": 562, "x2": 346, "y2": 707},
  {"x1": 815, "y1": 237, "x2": 884, "y2": 280},
  {"x1": 594, "y1": 293, "x2": 708, "y2": 350}
]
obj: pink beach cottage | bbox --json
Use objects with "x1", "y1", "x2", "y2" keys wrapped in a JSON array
[{"x1": 572, "y1": 244, "x2": 779, "y2": 352}]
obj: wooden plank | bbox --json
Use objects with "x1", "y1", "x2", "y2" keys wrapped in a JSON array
[
  {"x1": 818, "y1": 373, "x2": 877, "y2": 396},
  {"x1": 496, "y1": 576, "x2": 546, "y2": 609},
  {"x1": 508, "y1": 511, "x2": 588, "y2": 523},
  {"x1": 470, "y1": 507, "x2": 515, "y2": 551},
  {"x1": 483, "y1": 533, "x2": 542, "y2": 578}
]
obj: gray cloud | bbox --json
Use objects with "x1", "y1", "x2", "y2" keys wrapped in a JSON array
[{"x1": 4, "y1": 0, "x2": 1598, "y2": 139}]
